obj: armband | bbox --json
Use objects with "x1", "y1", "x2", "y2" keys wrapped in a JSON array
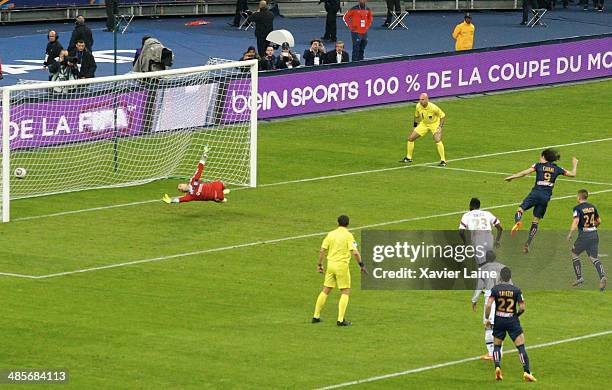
[
  {"x1": 413, "y1": 122, "x2": 418, "y2": 127},
  {"x1": 358, "y1": 262, "x2": 364, "y2": 267}
]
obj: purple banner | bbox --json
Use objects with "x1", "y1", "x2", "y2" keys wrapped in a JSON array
[
  {"x1": 223, "y1": 36, "x2": 612, "y2": 120},
  {"x1": 1, "y1": 90, "x2": 147, "y2": 150}
]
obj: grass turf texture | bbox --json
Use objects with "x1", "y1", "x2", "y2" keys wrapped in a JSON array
[{"x1": 0, "y1": 80, "x2": 611, "y2": 388}]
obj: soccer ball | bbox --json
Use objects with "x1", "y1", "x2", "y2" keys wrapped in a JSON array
[{"x1": 14, "y1": 167, "x2": 27, "y2": 179}]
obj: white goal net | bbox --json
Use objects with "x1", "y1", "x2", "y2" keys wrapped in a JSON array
[{"x1": 0, "y1": 60, "x2": 258, "y2": 222}]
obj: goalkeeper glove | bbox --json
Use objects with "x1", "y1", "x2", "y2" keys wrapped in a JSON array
[
  {"x1": 201, "y1": 144, "x2": 210, "y2": 161},
  {"x1": 162, "y1": 194, "x2": 172, "y2": 204}
]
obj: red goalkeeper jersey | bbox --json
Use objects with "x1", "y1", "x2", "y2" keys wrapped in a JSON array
[{"x1": 179, "y1": 162, "x2": 226, "y2": 202}]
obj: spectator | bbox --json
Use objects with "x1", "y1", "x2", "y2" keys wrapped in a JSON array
[
  {"x1": 105, "y1": 0, "x2": 119, "y2": 32},
  {"x1": 68, "y1": 15, "x2": 94, "y2": 52},
  {"x1": 133, "y1": 35, "x2": 152, "y2": 65},
  {"x1": 343, "y1": 0, "x2": 373, "y2": 62},
  {"x1": 324, "y1": 41, "x2": 350, "y2": 64},
  {"x1": 303, "y1": 39, "x2": 326, "y2": 66},
  {"x1": 247, "y1": 1, "x2": 275, "y2": 56},
  {"x1": 383, "y1": 0, "x2": 401, "y2": 27},
  {"x1": 259, "y1": 46, "x2": 277, "y2": 71},
  {"x1": 320, "y1": 0, "x2": 341, "y2": 42},
  {"x1": 48, "y1": 50, "x2": 79, "y2": 92},
  {"x1": 44, "y1": 30, "x2": 64, "y2": 80},
  {"x1": 70, "y1": 40, "x2": 97, "y2": 79},
  {"x1": 230, "y1": 0, "x2": 249, "y2": 27},
  {"x1": 132, "y1": 37, "x2": 174, "y2": 72},
  {"x1": 452, "y1": 13, "x2": 475, "y2": 51},
  {"x1": 275, "y1": 42, "x2": 300, "y2": 69}
]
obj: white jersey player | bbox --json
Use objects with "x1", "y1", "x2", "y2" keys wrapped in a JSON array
[
  {"x1": 459, "y1": 198, "x2": 503, "y2": 265},
  {"x1": 471, "y1": 251, "x2": 511, "y2": 360}
]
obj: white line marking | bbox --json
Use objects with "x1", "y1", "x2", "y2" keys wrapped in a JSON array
[
  {"x1": 11, "y1": 137, "x2": 612, "y2": 223},
  {"x1": 316, "y1": 330, "x2": 612, "y2": 389},
  {"x1": 423, "y1": 166, "x2": 612, "y2": 186},
  {"x1": 7, "y1": 188, "x2": 610, "y2": 280},
  {"x1": 0, "y1": 272, "x2": 40, "y2": 279}
]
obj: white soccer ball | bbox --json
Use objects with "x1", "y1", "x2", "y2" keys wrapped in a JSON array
[{"x1": 14, "y1": 167, "x2": 27, "y2": 179}]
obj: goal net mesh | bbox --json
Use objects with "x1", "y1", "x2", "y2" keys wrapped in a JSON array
[{"x1": 0, "y1": 61, "x2": 255, "y2": 204}]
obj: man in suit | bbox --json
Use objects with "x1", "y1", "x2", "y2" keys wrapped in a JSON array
[
  {"x1": 320, "y1": 0, "x2": 341, "y2": 42},
  {"x1": 247, "y1": 1, "x2": 275, "y2": 57},
  {"x1": 230, "y1": 0, "x2": 249, "y2": 27},
  {"x1": 68, "y1": 15, "x2": 93, "y2": 52},
  {"x1": 105, "y1": 0, "x2": 118, "y2": 32},
  {"x1": 324, "y1": 41, "x2": 350, "y2": 64}
]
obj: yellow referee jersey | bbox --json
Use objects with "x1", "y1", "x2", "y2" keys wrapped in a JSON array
[
  {"x1": 321, "y1": 227, "x2": 358, "y2": 265},
  {"x1": 415, "y1": 102, "x2": 445, "y2": 126}
]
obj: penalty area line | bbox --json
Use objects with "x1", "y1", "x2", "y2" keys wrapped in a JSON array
[
  {"x1": 315, "y1": 330, "x2": 612, "y2": 389},
  {"x1": 6, "y1": 187, "x2": 611, "y2": 280},
  {"x1": 11, "y1": 137, "x2": 612, "y2": 223}
]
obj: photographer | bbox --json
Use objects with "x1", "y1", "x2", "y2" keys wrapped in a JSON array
[
  {"x1": 48, "y1": 50, "x2": 79, "y2": 92},
  {"x1": 259, "y1": 46, "x2": 277, "y2": 71},
  {"x1": 240, "y1": 46, "x2": 260, "y2": 62},
  {"x1": 275, "y1": 42, "x2": 300, "y2": 69},
  {"x1": 69, "y1": 40, "x2": 97, "y2": 79},
  {"x1": 303, "y1": 39, "x2": 326, "y2": 66}
]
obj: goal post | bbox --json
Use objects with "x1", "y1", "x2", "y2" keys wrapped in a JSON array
[{"x1": 0, "y1": 59, "x2": 258, "y2": 222}]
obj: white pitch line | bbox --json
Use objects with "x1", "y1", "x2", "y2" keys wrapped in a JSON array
[
  {"x1": 11, "y1": 137, "x2": 612, "y2": 223},
  {"x1": 0, "y1": 272, "x2": 40, "y2": 279},
  {"x1": 423, "y1": 166, "x2": 612, "y2": 187},
  {"x1": 316, "y1": 330, "x2": 612, "y2": 389},
  {"x1": 8, "y1": 187, "x2": 610, "y2": 280}
]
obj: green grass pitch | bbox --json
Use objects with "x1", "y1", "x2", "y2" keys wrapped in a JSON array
[{"x1": 0, "y1": 80, "x2": 611, "y2": 388}]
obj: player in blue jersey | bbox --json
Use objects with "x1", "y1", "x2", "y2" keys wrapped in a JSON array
[
  {"x1": 485, "y1": 267, "x2": 537, "y2": 382},
  {"x1": 567, "y1": 189, "x2": 606, "y2": 291},
  {"x1": 505, "y1": 149, "x2": 578, "y2": 252}
]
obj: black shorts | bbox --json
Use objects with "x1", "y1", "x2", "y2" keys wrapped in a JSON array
[
  {"x1": 519, "y1": 190, "x2": 551, "y2": 219},
  {"x1": 493, "y1": 316, "x2": 523, "y2": 341},
  {"x1": 573, "y1": 231, "x2": 599, "y2": 258}
]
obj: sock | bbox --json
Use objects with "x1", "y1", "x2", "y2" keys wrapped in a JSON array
[
  {"x1": 514, "y1": 210, "x2": 523, "y2": 223},
  {"x1": 526, "y1": 222, "x2": 538, "y2": 244},
  {"x1": 517, "y1": 344, "x2": 530, "y2": 373},
  {"x1": 171, "y1": 198, "x2": 180, "y2": 204},
  {"x1": 406, "y1": 141, "x2": 415, "y2": 159},
  {"x1": 338, "y1": 294, "x2": 349, "y2": 322},
  {"x1": 592, "y1": 258, "x2": 606, "y2": 280},
  {"x1": 493, "y1": 344, "x2": 502, "y2": 368},
  {"x1": 485, "y1": 329, "x2": 494, "y2": 356},
  {"x1": 572, "y1": 257, "x2": 583, "y2": 280},
  {"x1": 313, "y1": 291, "x2": 328, "y2": 319},
  {"x1": 436, "y1": 141, "x2": 446, "y2": 161}
]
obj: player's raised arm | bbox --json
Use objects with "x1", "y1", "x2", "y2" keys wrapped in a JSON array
[
  {"x1": 504, "y1": 166, "x2": 535, "y2": 182},
  {"x1": 564, "y1": 157, "x2": 579, "y2": 177}
]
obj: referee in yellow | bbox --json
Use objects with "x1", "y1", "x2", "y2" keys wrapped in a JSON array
[
  {"x1": 452, "y1": 13, "x2": 475, "y2": 51},
  {"x1": 400, "y1": 93, "x2": 447, "y2": 166},
  {"x1": 312, "y1": 215, "x2": 366, "y2": 326}
]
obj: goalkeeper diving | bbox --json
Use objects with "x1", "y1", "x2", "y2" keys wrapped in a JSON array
[{"x1": 162, "y1": 146, "x2": 230, "y2": 204}]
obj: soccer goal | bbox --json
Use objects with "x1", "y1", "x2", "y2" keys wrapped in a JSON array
[{"x1": 0, "y1": 59, "x2": 258, "y2": 222}]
